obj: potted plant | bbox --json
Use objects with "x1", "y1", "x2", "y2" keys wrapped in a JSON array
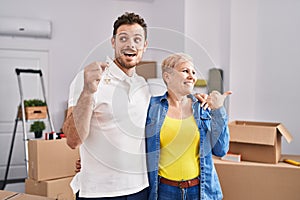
[
  {"x1": 24, "y1": 99, "x2": 47, "y2": 107},
  {"x1": 18, "y1": 99, "x2": 47, "y2": 120},
  {"x1": 30, "y1": 121, "x2": 46, "y2": 138}
]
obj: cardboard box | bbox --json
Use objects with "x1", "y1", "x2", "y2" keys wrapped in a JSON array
[
  {"x1": 0, "y1": 190, "x2": 17, "y2": 199},
  {"x1": 0, "y1": 190, "x2": 54, "y2": 200},
  {"x1": 18, "y1": 106, "x2": 47, "y2": 120},
  {"x1": 221, "y1": 152, "x2": 241, "y2": 162},
  {"x1": 136, "y1": 61, "x2": 157, "y2": 80},
  {"x1": 25, "y1": 176, "x2": 74, "y2": 200},
  {"x1": 228, "y1": 120, "x2": 293, "y2": 163},
  {"x1": 28, "y1": 138, "x2": 79, "y2": 181},
  {"x1": 11, "y1": 193, "x2": 55, "y2": 200},
  {"x1": 214, "y1": 155, "x2": 300, "y2": 200}
]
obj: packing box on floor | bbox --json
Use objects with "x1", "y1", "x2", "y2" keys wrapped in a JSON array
[
  {"x1": 214, "y1": 155, "x2": 300, "y2": 200},
  {"x1": 0, "y1": 190, "x2": 16, "y2": 199},
  {"x1": 28, "y1": 138, "x2": 79, "y2": 181},
  {"x1": 0, "y1": 190, "x2": 54, "y2": 200},
  {"x1": 228, "y1": 120, "x2": 293, "y2": 163},
  {"x1": 25, "y1": 176, "x2": 74, "y2": 200}
]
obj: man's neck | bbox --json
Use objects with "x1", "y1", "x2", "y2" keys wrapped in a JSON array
[{"x1": 114, "y1": 59, "x2": 135, "y2": 77}]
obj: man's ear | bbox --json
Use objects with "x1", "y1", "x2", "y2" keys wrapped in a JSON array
[
  {"x1": 143, "y1": 40, "x2": 148, "y2": 52},
  {"x1": 111, "y1": 37, "x2": 115, "y2": 49}
]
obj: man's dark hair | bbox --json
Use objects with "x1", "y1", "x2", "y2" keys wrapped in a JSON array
[{"x1": 113, "y1": 12, "x2": 147, "y2": 39}]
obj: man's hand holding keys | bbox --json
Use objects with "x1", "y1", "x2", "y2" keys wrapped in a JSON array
[{"x1": 83, "y1": 62, "x2": 108, "y2": 94}]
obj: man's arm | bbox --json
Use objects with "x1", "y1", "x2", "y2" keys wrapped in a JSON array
[
  {"x1": 63, "y1": 91, "x2": 94, "y2": 149},
  {"x1": 194, "y1": 93, "x2": 209, "y2": 110},
  {"x1": 63, "y1": 107, "x2": 79, "y2": 149},
  {"x1": 63, "y1": 62, "x2": 107, "y2": 149}
]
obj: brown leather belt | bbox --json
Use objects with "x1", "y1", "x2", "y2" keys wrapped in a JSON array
[{"x1": 160, "y1": 177, "x2": 199, "y2": 188}]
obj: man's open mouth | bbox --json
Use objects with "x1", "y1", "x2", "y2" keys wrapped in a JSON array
[
  {"x1": 123, "y1": 52, "x2": 137, "y2": 57},
  {"x1": 121, "y1": 49, "x2": 137, "y2": 57}
]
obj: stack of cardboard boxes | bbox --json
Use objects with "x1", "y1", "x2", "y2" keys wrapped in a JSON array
[
  {"x1": 214, "y1": 120, "x2": 300, "y2": 200},
  {"x1": 25, "y1": 138, "x2": 79, "y2": 200}
]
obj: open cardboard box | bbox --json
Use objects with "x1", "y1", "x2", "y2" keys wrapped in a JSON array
[{"x1": 228, "y1": 120, "x2": 293, "y2": 163}]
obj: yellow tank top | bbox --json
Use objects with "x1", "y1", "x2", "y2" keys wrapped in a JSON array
[{"x1": 158, "y1": 115, "x2": 200, "y2": 181}]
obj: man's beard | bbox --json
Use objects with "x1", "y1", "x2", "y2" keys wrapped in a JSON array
[{"x1": 116, "y1": 57, "x2": 137, "y2": 69}]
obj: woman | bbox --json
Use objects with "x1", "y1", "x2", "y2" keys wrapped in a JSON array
[{"x1": 146, "y1": 53, "x2": 231, "y2": 200}]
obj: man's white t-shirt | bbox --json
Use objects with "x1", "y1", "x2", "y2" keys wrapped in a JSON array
[{"x1": 68, "y1": 58, "x2": 151, "y2": 198}]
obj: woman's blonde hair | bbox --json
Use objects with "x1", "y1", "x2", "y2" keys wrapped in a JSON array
[{"x1": 161, "y1": 53, "x2": 193, "y2": 84}]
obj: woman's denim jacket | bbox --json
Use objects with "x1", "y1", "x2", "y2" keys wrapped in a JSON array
[{"x1": 146, "y1": 92, "x2": 230, "y2": 200}]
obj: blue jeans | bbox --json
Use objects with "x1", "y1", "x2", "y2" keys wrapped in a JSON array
[{"x1": 158, "y1": 182, "x2": 200, "y2": 200}]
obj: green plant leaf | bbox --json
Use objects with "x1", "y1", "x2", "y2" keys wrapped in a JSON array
[
  {"x1": 24, "y1": 99, "x2": 46, "y2": 107},
  {"x1": 30, "y1": 121, "x2": 46, "y2": 132}
]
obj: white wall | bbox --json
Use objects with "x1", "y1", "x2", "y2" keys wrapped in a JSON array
[
  {"x1": 185, "y1": 0, "x2": 300, "y2": 154},
  {"x1": 230, "y1": 0, "x2": 300, "y2": 154},
  {"x1": 1, "y1": 0, "x2": 299, "y2": 155},
  {"x1": 184, "y1": 0, "x2": 230, "y2": 89},
  {"x1": 229, "y1": 0, "x2": 258, "y2": 120},
  {"x1": 0, "y1": 0, "x2": 185, "y2": 131}
]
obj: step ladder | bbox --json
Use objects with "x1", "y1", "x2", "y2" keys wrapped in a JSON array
[{"x1": 1, "y1": 68, "x2": 55, "y2": 190}]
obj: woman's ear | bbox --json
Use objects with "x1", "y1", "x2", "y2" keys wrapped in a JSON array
[{"x1": 163, "y1": 72, "x2": 170, "y2": 84}]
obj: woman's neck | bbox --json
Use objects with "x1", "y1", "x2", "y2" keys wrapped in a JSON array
[
  {"x1": 167, "y1": 91, "x2": 188, "y2": 107},
  {"x1": 167, "y1": 90, "x2": 192, "y2": 119}
]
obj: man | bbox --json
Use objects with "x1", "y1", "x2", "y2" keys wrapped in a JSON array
[
  {"x1": 64, "y1": 12, "x2": 211, "y2": 200},
  {"x1": 63, "y1": 12, "x2": 150, "y2": 199}
]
